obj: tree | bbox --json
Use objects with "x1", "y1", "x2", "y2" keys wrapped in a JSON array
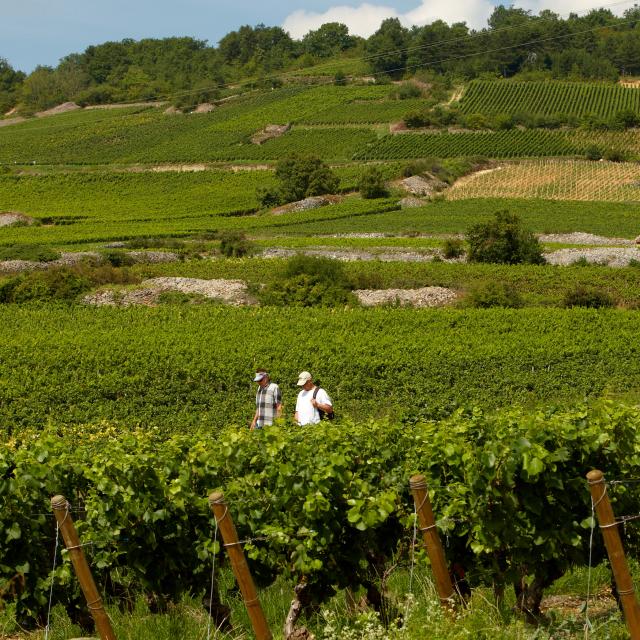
[
  {"x1": 274, "y1": 156, "x2": 339, "y2": 203},
  {"x1": 365, "y1": 18, "x2": 409, "y2": 78},
  {"x1": 358, "y1": 167, "x2": 388, "y2": 199},
  {"x1": 467, "y1": 211, "x2": 545, "y2": 265},
  {"x1": 302, "y1": 23, "x2": 356, "y2": 58}
]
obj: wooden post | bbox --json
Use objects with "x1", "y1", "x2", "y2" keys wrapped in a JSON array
[
  {"x1": 208, "y1": 492, "x2": 272, "y2": 640},
  {"x1": 50, "y1": 496, "x2": 116, "y2": 640},
  {"x1": 409, "y1": 475, "x2": 456, "y2": 609},
  {"x1": 587, "y1": 470, "x2": 640, "y2": 640}
]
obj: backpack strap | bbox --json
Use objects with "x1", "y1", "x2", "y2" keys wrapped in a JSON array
[{"x1": 313, "y1": 386, "x2": 320, "y2": 400}]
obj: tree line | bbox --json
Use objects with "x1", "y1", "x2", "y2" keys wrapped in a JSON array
[{"x1": 2, "y1": 5, "x2": 640, "y2": 114}]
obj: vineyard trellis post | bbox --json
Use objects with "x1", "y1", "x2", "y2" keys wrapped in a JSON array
[
  {"x1": 50, "y1": 495, "x2": 117, "y2": 640},
  {"x1": 208, "y1": 491, "x2": 272, "y2": 640},
  {"x1": 409, "y1": 475, "x2": 456, "y2": 609},
  {"x1": 586, "y1": 470, "x2": 640, "y2": 640}
]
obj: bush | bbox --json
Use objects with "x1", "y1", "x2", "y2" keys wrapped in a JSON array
[
  {"x1": 613, "y1": 109, "x2": 639, "y2": 130},
  {"x1": 467, "y1": 211, "x2": 545, "y2": 265},
  {"x1": 101, "y1": 250, "x2": 135, "y2": 267},
  {"x1": 392, "y1": 82, "x2": 422, "y2": 100},
  {"x1": 358, "y1": 167, "x2": 388, "y2": 199},
  {"x1": 403, "y1": 111, "x2": 429, "y2": 129},
  {"x1": 603, "y1": 148, "x2": 628, "y2": 163},
  {"x1": 0, "y1": 244, "x2": 60, "y2": 262},
  {"x1": 219, "y1": 231, "x2": 253, "y2": 258},
  {"x1": 464, "y1": 282, "x2": 523, "y2": 308},
  {"x1": 464, "y1": 113, "x2": 490, "y2": 130},
  {"x1": 259, "y1": 255, "x2": 355, "y2": 307},
  {"x1": 563, "y1": 286, "x2": 615, "y2": 309},
  {"x1": 256, "y1": 186, "x2": 282, "y2": 208},
  {"x1": 442, "y1": 238, "x2": 465, "y2": 259},
  {"x1": 585, "y1": 145, "x2": 603, "y2": 161},
  {"x1": 333, "y1": 71, "x2": 347, "y2": 86},
  {"x1": 0, "y1": 268, "x2": 92, "y2": 303}
]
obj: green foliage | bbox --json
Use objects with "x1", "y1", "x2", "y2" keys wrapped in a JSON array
[
  {"x1": 4, "y1": 402, "x2": 640, "y2": 628},
  {"x1": 467, "y1": 211, "x2": 545, "y2": 265},
  {"x1": 459, "y1": 80, "x2": 640, "y2": 120},
  {"x1": 464, "y1": 281, "x2": 523, "y2": 308},
  {"x1": 603, "y1": 148, "x2": 628, "y2": 162},
  {"x1": 584, "y1": 144, "x2": 603, "y2": 161},
  {"x1": 273, "y1": 156, "x2": 339, "y2": 204},
  {"x1": 563, "y1": 286, "x2": 615, "y2": 309},
  {"x1": 218, "y1": 231, "x2": 253, "y2": 258},
  {"x1": 442, "y1": 238, "x2": 465, "y2": 259},
  {"x1": 4, "y1": 305, "x2": 640, "y2": 432},
  {"x1": 259, "y1": 255, "x2": 355, "y2": 307},
  {"x1": 101, "y1": 249, "x2": 135, "y2": 267},
  {"x1": 0, "y1": 244, "x2": 60, "y2": 262},
  {"x1": 0, "y1": 268, "x2": 92, "y2": 303},
  {"x1": 358, "y1": 166, "x2": 388, "y2": 199}
]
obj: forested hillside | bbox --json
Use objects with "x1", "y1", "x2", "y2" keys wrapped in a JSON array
[{"x1": 3, "y1": 4, "x2": 640, "y2": 113}]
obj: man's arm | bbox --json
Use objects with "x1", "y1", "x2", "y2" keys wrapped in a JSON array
[
  {"x1": 276, "y1": 403, "x2": 283, "y2": 419},
  {"x1": 250, "y1": 408, "x2": 259, "y2": 430},
  {"x1": 275, "y1": 385, "x2": 283, "y2": 419},
  {"x1": 311, "y1": 389, "x2": 332, "y2": 413}
]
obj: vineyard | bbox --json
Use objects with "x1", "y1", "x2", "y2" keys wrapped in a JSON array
[
  {"x1": 447, "y1": 159, "x2": 640, "y2": 202},
  {"x1": 353, "y1": 130, "x2": 582, "y2": 160},
  {"x1": 2, "y1": 305, "x2": 640, "y2": 432},
  {"x1": 5, "y1": 70, "x2": 640, "y2": 640},
  {"x1": 459, "y1": 80, "x2": 640, "y2": 118},
  {"x1": 2, "y1": 402, "x2": 640, "y2": 637}
]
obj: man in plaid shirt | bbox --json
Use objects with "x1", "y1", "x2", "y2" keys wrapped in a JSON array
[{"x1": 250, "y1": 369, "x2": 283, "y2": 430}]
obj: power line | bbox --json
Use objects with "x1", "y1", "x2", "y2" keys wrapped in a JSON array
[{"x1": 2, "y1": 7, "x2": 640, "y2": 139}]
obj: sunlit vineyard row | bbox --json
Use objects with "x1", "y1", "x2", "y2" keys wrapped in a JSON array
[
  {"x1": 447, "y1": 159, "x2": 640, "y2": 202},
  {"x1": 459, "y1": 80, "x2": 640, "y2": 117}
]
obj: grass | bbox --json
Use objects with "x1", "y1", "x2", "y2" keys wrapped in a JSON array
[{"x1": 4, "y1": 563, "x2": 627, "y2": 639}]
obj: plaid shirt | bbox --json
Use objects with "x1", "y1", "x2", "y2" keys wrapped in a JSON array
[{"x1": 255, "y1": 382, "x2": 282, "y2": 428}]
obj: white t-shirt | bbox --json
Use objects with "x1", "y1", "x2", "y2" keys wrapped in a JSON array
[{"x1": 296, "y1": 387, "x2": 332, "y2": 425}]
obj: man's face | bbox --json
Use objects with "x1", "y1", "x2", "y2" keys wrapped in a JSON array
[
  {"x1": 257, "y1": 376, "x2": 269, "y2": 388},
  {"x1": 303, "y1": 379, "x2": 314, "y2": 391}
]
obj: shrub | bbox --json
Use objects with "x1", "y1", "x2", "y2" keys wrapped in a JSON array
[
  {"x1": 101, "y1": 250, "x2": 135, "y2": 267},
  {"x1": 603, "y1": 148, "x2": 627, "y2": 163},
  {"x1": 0, "y1": 244, "x2": 60, "y2": 262},
  {"x1": 219, "y1": 231, "x2": 253, "y2": 258},
  {"x1": 259, "y1": 255, "x2": 355, "y2": 307},
  {"x1": 467, "y1": 211, "x2": 545, "y2": 265},
  {"x1": 333, "y1": 71, "x2": 347, "y2": 86},
  {"x1": 358, "y1": 167, "x2": 388, "y2": 199},
  {"x1": 402, "y1": 158, "x2": 439, "y2": 177},
  {"x1": 464, "y1": 113, "x2": 490, "y2": 130},
  {"x1": 393, "y1": 82, "x2": 422, "y2": 100},
  {"x1": 613, "y1": 109, "x2": 639, "y2": 129},
  {"x1": 442, "y1": 238, "x2": 465, "y2": 259},
  {"x1": 585, "y1": 145, "x2": 603, "y2": 161},
  {"x1": 563, "y1": 286, "x2": 615, "y2": 308},
  {"x1": 0, "y1": 268, "x2": 92, "y2": 303},
  {"x1": 464, "y1": 282, "x2": 523, "y2": 309},
  {"x1": 403, "y1": 111, "x2": 429, "y2": 128},
  {"x1": 256, "y1": 186, "x2": 282, "y2": 208}
]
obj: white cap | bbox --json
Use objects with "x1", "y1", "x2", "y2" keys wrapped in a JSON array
[
  {"x1": 296, "y1": 371, "x2": 312, "y2": 386},
  {"x1": 253, "y1": 371, "x2": 268, "y2": 382}
]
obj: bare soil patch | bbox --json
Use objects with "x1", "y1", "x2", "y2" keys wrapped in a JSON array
[
  {"x1": 545, "y1": 247, "x2": 640, "y2": 267},
  {"x1": 0, "y1": 212, "x2": 34, "y2": 227},
  {"x1": 0, "y1": 117, "x2": 26, "y2": 128},
  {"x1": 261, "y1": 247, "x2": 453, "y2": 263},
  {"x1": 398, "y1": 174, "x2": 447, "y2": 196},
  {"x1": 36, "y1": 102, "x2": 80, "y2": 117},
  {"x1": 272, "y1": 195, "x2": 342, "y2": 215},
  {"x1": 539, "y1": 232, "x2": 634, "y2": 246},
  {"x1": 85, "y1": 102, "x2": 165, "y2": 110},
  {"x1": 355, "y1": 287, "x2": 457, "y2": 307},
  {"x1": 148, "y1": 164, "x2": 207, "y2": 173},
  {"x1": 193, "y1": 103, "x2": 215, "y2": 114},
  {"x1": 251, "y1": 124, "x2": 291, "y2": 145},
  {"x1": 84, "y1": 277, "x2": 254, "y2": 307}
]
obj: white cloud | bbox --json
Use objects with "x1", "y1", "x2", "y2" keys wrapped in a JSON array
[
  {"x1": 283, "y1": 0, "x2": 629, "y2": 40},
  {"x1": 283, "y1": 4, "x2": 399, "y2": 39}
]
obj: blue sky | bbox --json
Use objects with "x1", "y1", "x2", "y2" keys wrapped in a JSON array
[{"x1": 0, "y1": 0, "x2": 616, "y2": 72}]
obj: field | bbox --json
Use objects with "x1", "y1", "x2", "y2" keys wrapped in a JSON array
[
  {"x1": 447, "y1": 159, "x2": 640, "y2": 202},
  {"x1": 459, "y1": 80, "x2": 640, "y2": 118},
  {"x1": 3, "y1": 75, "x2": 640, "y2": 640}
]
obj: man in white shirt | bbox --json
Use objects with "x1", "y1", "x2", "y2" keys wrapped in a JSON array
[{"x1": 294, "y1": 371, "x2": 333, "y2": 426}]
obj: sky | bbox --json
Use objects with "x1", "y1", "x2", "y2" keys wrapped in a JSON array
[{"x1": 0, "y1": 0, "x2": 629, "y2": 73}]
